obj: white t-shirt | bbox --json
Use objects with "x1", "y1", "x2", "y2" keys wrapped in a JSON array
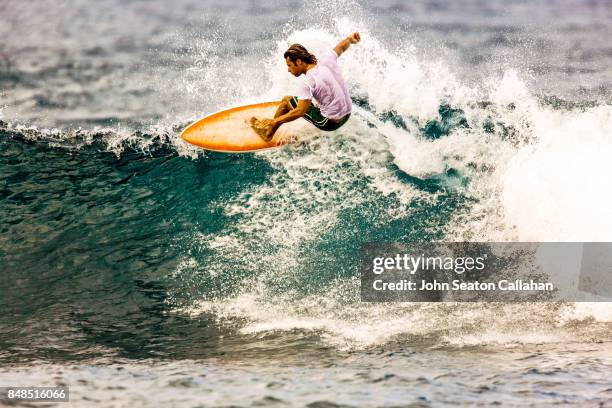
[{"x1": 296, "y1": 50, "x2": 352, "y2": 120}]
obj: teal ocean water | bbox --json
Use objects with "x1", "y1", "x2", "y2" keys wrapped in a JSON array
[{"x1": 2, "y1": 0, "x2": 612, "y2": 406}]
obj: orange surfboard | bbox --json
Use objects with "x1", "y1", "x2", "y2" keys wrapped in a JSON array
[{"x1": 180, "y1": 101, "x2": 309, "y2": 152}]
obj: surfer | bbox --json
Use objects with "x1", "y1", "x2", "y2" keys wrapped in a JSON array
[{"x1": 250, "y1": 32, "x2": 361, "y2": 141}]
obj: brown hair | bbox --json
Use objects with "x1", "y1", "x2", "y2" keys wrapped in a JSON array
[{"x1": 283, "y1": 44, "x2": 317, "y2": 64}]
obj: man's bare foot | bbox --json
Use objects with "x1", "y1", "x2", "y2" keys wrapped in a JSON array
[{"x1": 250, "y1": 116, "x2": 274, "y2": 142}]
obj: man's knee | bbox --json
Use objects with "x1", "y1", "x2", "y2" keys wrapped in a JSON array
[{"x1": 281, "y1": 95, "x2": 293, "y2": 107}]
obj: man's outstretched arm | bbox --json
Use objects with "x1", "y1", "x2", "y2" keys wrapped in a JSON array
[{"x1": 333, "y1": 32, "x2": 361, "y2": 57}]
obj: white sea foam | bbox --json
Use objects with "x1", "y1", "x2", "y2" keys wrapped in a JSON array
[{"x1": 502, "y1": 106, "x2": 612, "y2": 241}]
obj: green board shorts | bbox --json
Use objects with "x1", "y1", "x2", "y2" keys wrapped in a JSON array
[{"x1": 289, "y1": 96, "x2": 351, "y2": 131}]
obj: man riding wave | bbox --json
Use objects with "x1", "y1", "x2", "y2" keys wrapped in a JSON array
[{"x1": 250, "y1": 32, "x2": 361, "y2": 141}]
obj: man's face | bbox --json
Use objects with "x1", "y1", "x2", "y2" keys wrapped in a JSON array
[{"x1": 286, "y1": 58, "x2": 302, "y2": 77}]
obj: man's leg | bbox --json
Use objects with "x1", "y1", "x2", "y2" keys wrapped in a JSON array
[
  {"x1": 250, "y1": 96, "x2": 295, "y2": 141},
  {"x1": 263, "y1": 95, "x2": 294, "y2": 137},
  {"x1": 273, "y1": 95, "x2": 294, "y2": 118}
]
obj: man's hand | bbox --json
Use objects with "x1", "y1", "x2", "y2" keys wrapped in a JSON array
[{"x1": 347, "y1": 32, "x2": 360, "y2": 44}]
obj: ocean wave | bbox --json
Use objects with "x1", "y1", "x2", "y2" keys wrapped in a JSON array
[{"x1": 2, "y1": 0, "x2": 612, "y2": 359}]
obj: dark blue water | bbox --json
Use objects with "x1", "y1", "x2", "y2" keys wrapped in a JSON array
[{"x1": 2, "y1": 0, "x2": 612, "y2": 406}]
